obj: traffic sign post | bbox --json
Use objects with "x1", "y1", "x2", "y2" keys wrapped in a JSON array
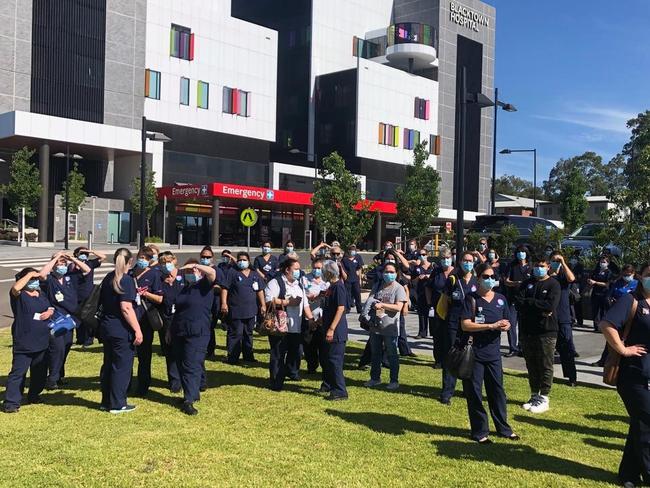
[{"x1": 240, "y1": 208, "x2": 258, "y2": 253}]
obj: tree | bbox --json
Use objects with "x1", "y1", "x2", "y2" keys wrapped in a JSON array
[
  {"x1": 311, "y1": 152, "x2": 375, "y2": 247},
  {"x1": 559, "y1": 166, "x2": 588, "y2": 233},
  {"x1": 130, "y1": 170, "x2": 158, "y2": 237},
  {"x1": 529, "y1": 224, "x2": 548, "y2": 258},
  {"x1": 491, "y1": 224, "x2": 520, "y2": 258},
  {"x1": 0, "y1": 147, "x2": 41, "y2": 218},
  {"x1": 395, "y1": 141, "x2": 441, "y2": 240},
  {"x1": 59, "y1": 162, "x2": 87, "y2": 214},
  {"x1": 494, "y1": 174, "x2": 534, "y2": 198}
]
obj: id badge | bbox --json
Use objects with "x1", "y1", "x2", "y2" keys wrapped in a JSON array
[
  {"x1": 55, "y1": 291, "x2": 65, "y2": 303},
  {"x1": 475, "y1": 314, "x2": 486, "y2": 324},
  {"x1": 252, "y1": 282, "x2": 259, "y2": 291},
  {"x1": 452, "y1": 290, "x2": 461, "y2": 301},
  {"x1": 135, "y1": 295, "x2": 142, "y2": 306}
]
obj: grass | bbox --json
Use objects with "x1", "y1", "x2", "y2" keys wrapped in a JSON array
[{"x1": 0, "y1": 327, "x2": 629, "y2": 487}]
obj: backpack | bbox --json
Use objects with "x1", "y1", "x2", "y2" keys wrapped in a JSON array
[{"x1": 77, "y1": 284, "x2": 102, "y2": 331}]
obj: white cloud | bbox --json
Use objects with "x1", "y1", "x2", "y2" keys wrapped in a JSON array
[{"x1": 533, "y1": 105, "x2": 635, "y2": 134}]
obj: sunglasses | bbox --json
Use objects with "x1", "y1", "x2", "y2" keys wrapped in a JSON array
[
  {"x1": 480, "y1": 274, "x2": 495, "y2": 279},
  {"x1": 200, "y1": 255, "x2": 213, "y2": 259},
  {"x1": 332, "y1": 253, "x2": 341, "y2": 256},
  {"x1": 419, "y1": 254, "x2": 427, "y2": 257}
]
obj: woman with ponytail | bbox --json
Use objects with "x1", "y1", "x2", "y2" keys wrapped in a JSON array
[{"x1": 99, "y1": 248, "x2": 143, "y2": 414}]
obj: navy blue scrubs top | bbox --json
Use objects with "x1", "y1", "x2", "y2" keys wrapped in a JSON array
[
  {"x1": 460, "y1": 292, "x2": 510, "y2": 361},
  {"x1": 224, "y1": 268, "x2": 265, "y2": 319},
  {"x1": 131, "y1": 267, "x2": 163, "y2": 319},
  {"x1": 342, "y1": 256, "x2": 363, "y2": 283},
  {"x1": 552, "y1": 273, "x2": 572, "y2": 324},
  {"x1": 410, "y1": 264, "x2": 433, "y2": 301},
  {"x1": 172, "y1": 278, "x2": 214, "y2": 337},
  {"x1": 603, "y1": 293, "x2": 650, "y2": 379},
  {"x1": 10, "y1": 290, "x2": 52, "y2": 353},
  {"x1": 253, "y1": 254, "x2": 279, "y2": 281},
  {"x1": 426, "y1": 267, "x2": 450, "y2": 308},
  {"x1": 322, "y1": 279, "x2": 348, "y2": 343},
  {"x1": 590, "y1": 268, "x2": 613, "y2": 297},
  {"x1": 506, "y1": 261, "x2": 531, "y2": 301},
  {"x1": 161, "y1": 277, "x2": 183, "y2": 319},
  {"x1": 45, "y1": 272, "x2": 79, "y2": 316},
  {"x1": 445, "y1": 273, "x2": 479, "y2": 325},
  {"x1": 99, "y1": 272, "x2": 137, "y2": 341},
  {"x1": 72, "y1": 259, "x2": 101, "y2": 302},
  {"x1": 211, "y1": 265, "x2": 226, "y2": 314}
]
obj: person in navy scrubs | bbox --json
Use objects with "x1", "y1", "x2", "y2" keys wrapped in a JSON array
[
  {"x1": 167, "y1": 259, "x2": 216, "y2": 415},
  {"x1": 278, "y1": 241, "x2": 296, "y2": 267},
  {"x1": 460, "y1": 262, "x2": 519, "y2": 443},
  {"x1": 319, "y1": 260, "x2": 348, "y2": 401},
  {"x1": 411, "y1": 249, "x2": 434, "y2": 339},
  {"x1": 600, "y1": 263, "x2": 650, "y2": 487},
  {"x1": 439, "y1": 251, "x2": 479, "y2": 405},
  {"x1": 39, "y1": 251, "x2": 90, "y2": 390},
  {"x1": 503, "y1": 246, "x2": 531, "y2": 357},
  {"x1": 301, "y1": 259, "x2": 330, "y2": 374},
  {"x1": 130, "y1": 246, "x2": 163, "y2": 397},
  {"x1": 158, "y1": 252, "x2": 182, "y2": 393},
  {"x1": 221, "y1": 252, "x2": 267, "y2": 364},
  {"x1": 342, "y1": 244, "x2": 364, "y2": 314},
  {"x1": 3, "y1": 267, "x2": 54, "y2": 413},
  {"x1": 198, "y1": 246, "x2": 220, "y2": 359},
  {"x1": 71, "y1": 247, "x2": 106, "y2": 347},
  {"x1": 589, "y1": 255, "x2": 614, "y2": 331},
  {"x1": 254, "y1": 241, "x2": 279, "y2": 282},
  {"x1": 99, "y1": 248, "x2": 143, "y2": 414},
  {"x1": 425, "y1": 249, "x2": 455, "y2": 366}
]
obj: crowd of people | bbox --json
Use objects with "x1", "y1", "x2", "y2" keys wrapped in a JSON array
[{"x1": 2, "y1": 238, "x2": 649, "y2": 486}]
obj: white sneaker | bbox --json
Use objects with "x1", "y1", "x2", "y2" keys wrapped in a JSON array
[
  {"x1": 386, "y1": 382, "x2": 399, "y2": 391},
  {"x1": 364, "y1": 379, "x2": 381, "y2": 387},
  {"x1": 522, "y1": 394, "x2": 539, "y2": 411},
  {"x1": 529, "y1": 396, "x2": 550, "y2": 414}
]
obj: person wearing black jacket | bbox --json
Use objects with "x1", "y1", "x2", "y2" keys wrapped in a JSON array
[{"x1": 516, "y1": 257, "x2": 561, "y2": 414}]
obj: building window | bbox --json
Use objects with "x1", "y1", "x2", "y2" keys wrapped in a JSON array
[
  {"x1": 223, "y1": 87, "x2": 251, "y2": 117},
  {"x1": 353, "y1": 36, "x2": 382, "y2": 59},
  {"x1": 404, "y1": 129, "x2": 420, "y2": 150},
  {"x1": 145, "y1": 69, "x2": 160, "y2": 100},
  {"x1": 170, "y1": 24, "x2": 194, "y2": 61},
  {"x1": 429, "y1": 134, "x2": 441, "y2": 155},
  {"x1": 197, "y1": 81, "x2": 209, "y2": 109},
  {"x1": 378, "y1": 123, "x2": 399, "y2": 147},
  {"x1": 415, "y1": 97, "x2": 430, "y2": 120},
  {"x1": 180, "y1": 77, "x2": 189, "y2": 105}
]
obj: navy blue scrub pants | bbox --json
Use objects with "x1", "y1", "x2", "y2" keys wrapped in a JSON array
[
  {"x1": 135, "y1": 320, "x2": 154, "y2": 395},
  {"x1": 227, "y1": 317, "x2": 255, "y2": 363},
  {"x1": 345, "y1": 281, "x2": 362, "y2": 314},
  {"x1": 417, "y1": 307, "x2": 430, "y2": 338},
  {"x1": 47, "y1": 329, "x2": 73, "y2": 386},
  {"x1": 320, "y1": 341, "x2": 347, "y2": 398},
  {"x1": 397, "y1": 315, "x2": 412, "y2": 355},
  {"x1": 101, "y1": 335, "x2": 135, "y2": 410},
  {"x1": 462, "y1": 358, "x2": 513, "y2": 441},
  {"x1": 160, "y1": 320, "x2": 180, "y2": 391},
  {"x1": 173, "y1": 334, "x2": 210, "y2": 404},
  {"x1": 206, "y1": 325, "x2": 217, "y2": 358},
  {"x1": 76, "y1": 319, "x2": 95, "y2": 346},
  {"x1": 617, "y1": 371, "x2": 650, "y2": 484},
  {"x1": 268, "y1": 333, "x2": 302, "y2": 390},
  {"x1": 440, "y1": 320, "x2": 460, "y2": 402},
  {"x1": 370, "y1": 333, "x2": 399, "y2": 383},
  {"x1": 557, "y1": 322, "x2": 577, "y2": 382},
  {"x1": 506, "y1": 304, "x2": 520, "y2": 353},
  {"x1": 591, "y1": 295, "x2": 609, "y2": 330},
  {"x1": 4, "y1": 349, "x2": 48, "y2": 409},
  {"x1": 304, "y1": 326, "x2": 323, "y2": 373}
]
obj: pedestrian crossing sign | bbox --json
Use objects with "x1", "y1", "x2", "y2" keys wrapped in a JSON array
[{"x1": 240, "y1": 208, "x2": 258, "y2": 227}]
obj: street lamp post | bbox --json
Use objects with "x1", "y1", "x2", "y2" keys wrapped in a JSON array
[
  {"x1": 490, "y1": 88, "x2": 517, "y2": 214},
  {"x1": 53, "y1": 147, "x2": 83, "y2": 250},
  {"x1": 499, "y1": 148, "x2": 538, "y2": 215},
  {"x1": 139, "y1": 116, "x2": 171, "y2": 249}
]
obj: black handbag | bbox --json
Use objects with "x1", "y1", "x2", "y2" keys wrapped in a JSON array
[
  {"x1": 447, "y1": 337, "x2": 475, "y2": 380},
  {"x1": 77, "y1": 284, "x2": 101, "y2": 331},
  {"x1": 141, "y1": 299, "x2": 164, "y2": 331}
]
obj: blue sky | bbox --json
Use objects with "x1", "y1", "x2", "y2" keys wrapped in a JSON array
[{"x1": 484, "y1": 0, "x2": 650, "y2": 184}]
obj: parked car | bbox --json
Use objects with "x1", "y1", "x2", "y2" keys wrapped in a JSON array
[
  {"x1": 561, "y1": 223, "x2": 621, "y2": 257},
  {"x1": 468, "y1": 215, "x2": 558, "y2": 247}
]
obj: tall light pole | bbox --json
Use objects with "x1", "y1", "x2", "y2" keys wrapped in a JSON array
[
  {"x1": 500, "y1": 148, "x2": 538, "y2": 215},
  {"x1": 53, "y1": 147, "x2": 83, "y2": 250},
  {"x1": 140, "y1": 116, "x2": 171, "y2": 249},
  {"x1": 456, "y1": 66, "x2": 496, "y2": 254},
  {"x1": 490, "y1": 88, "x2": 517, "y2": 214}
]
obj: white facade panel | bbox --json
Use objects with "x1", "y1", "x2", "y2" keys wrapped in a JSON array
[{"x1": 144, "y1": 0, "x2": 278, "y2": 142}]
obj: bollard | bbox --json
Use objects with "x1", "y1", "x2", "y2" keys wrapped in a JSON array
[
  {"x1": 178, "y1": 230, "x2": 183, "y2": 250},
  {"x1": 110, "y1": 233, "x2": 115, "y2": 244},
  {"x1": 87, "y1": 231, "x2": 93, "y2": 250}
]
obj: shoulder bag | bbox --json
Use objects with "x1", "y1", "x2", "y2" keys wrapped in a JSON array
[
  {"x1": 447, "y1": 296, "x2": 475, "y2": 380},
  {"x1": 77, "y1": 284, "x2": 101, "y2": 332},
  {"x1": 257, "y1": 277, "x2": 288, "y2": 336},
  {"x1": 134, "y1": 274, "x2": 164, "y2": 331},
  {"x1": 603, "y1": 298, "x2": 638, "y2": 386},
  {"x1": 436, "y1": 274, "x2": 455, "y2": 320}
]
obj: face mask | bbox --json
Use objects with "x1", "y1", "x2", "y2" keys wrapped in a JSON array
[
  {"x1": 136, "y1": 259, "x2": 149, "y2": 269},
  {"x1": 642, "y1": 277, "x2": 650, "y2": 292},
  {"x1": 200, "y1": 257, "x2": 212, "y2": 266},
  {"x1": 442, "y1": 258, "x2": 452, "y2": 268},
  {"x1": 185, "y1": 273, "x2": 198, "y2": 284},
  {"x1": 26, "y1": 279, "x2": 40, "y2": 291},
  {"x1": 550, "y1": 262, "x2": 561, "y2": 272},
  {"x1": 313, "y1": 268, "x2": 322, "y2": 278},
  {"x1": 221, "y1": 257, "x2": 230, "y2": 264},
  {"x1": 350, "y1": 250, "x2": 357, "y2": 256},
  {"x1": 163, "y1": 263, "x2": 175, "y2": 274},
  {"x1": 461, "y1": 262, "x2": 474, "y2": 273},
  {"x1": 78, "y1": 254, "x2": 88, "y2": 261},
  {"x1": 480, "y1": 277, "x2": 497, "y2": 291},
  {"x1": 55, "y1": 265, "x2": 68, "y2": 276},
  {"x1": 383, "y1": 272, "x2": 397, "y2": 283},
  {"x1": 286, "y1": 246, "x2": 294, "y2": 253},
  {"x1": 292, "y1": 270, "x2": 301, "y2": 280},
  {"x1": 479, "y1": 244, "x2": 487, "y2": 252},
  {"x1": 517, "y1": 252, "x2": 526, "y2": 261},
  {"x1": 533, "y1": 267, "x2": 548, "y2": 278},
  {"x1": 545, "y1": 250, "x2": 553, "y2": 257},
  {"x1": 600, "y1": 262, "x2": 609, "y2": 270},
  {"x1": 385, "y1": 245, "x2": 392, "y2": 251},
  {"x1": 262, "y1": 247, "x2": 271, "y2": 254},
  {"x1": 488, "y1": 252, "x2": 496, "y2": 261},
  {"x1": 409, "y1": 245, "x2": 416, "y2": 251},
  {"x1": 623, "y1": 275, "x2": 634, "y2": 283},
  {"x1": 238, "y1": 260, "x2": 249, "y2": 270},
  {"x1": 419, "y1": 255, "x2": 427, "y2": 263},
  {"x1": 151, "y1": 254, "x2": 158, "y2": 262}
]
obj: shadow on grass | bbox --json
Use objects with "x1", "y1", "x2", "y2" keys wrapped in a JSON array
[
  {"x1": 42, "y1": 391, "x2": 100, "y2": 410},
  {"x1": 583, "y1": 437, "x2": 623, "y2": 451},
  {"x1": 584, "y1": 413, "x2": 627, "y2": 423},
  {"x1": 432, "y1": 440, "x2": 616, "y2": 484},
  {"x1": 513, "y1": 414, "x2": 626, "y2": 439},
  {"x1": 325, "y1": 410, "x2": 469, "y2": 438}
]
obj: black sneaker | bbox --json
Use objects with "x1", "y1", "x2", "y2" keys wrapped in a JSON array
[
  {"x1": 181, "y1": 402, "x2": 198, "y2": 416},
  {"x1": 109, "y1": 404, "x2": 136, "y2": 414},
  {"x1": 324, "y1": 394, "x2": 348, "y2": 401},
  {"x1": 3, "y1": 403, "x2": 19, "y2": 413},
  {"x1": 45, "y1": 382, "x2": 59, "y2": 391},
  {"x1": 170, "y1": 385, "x2": 182, "y2": 394},
  {"x1": 26, "y1": 396, "x2": 42, "y2": 405},
  {"x1": 199, "y1": 385, "x2": 207, "y2": 392}
]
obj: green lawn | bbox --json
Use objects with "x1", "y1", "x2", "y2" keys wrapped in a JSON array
[{"x1": 0, "y1": 328, "x2": 628, "y2": 487}]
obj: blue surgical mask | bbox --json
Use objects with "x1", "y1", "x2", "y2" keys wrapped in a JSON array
[
  {"x1": 442, "y1": 258, "x2": 452, "y2": 268},
  {"x1": 383, "y1": 272, "x2": 397, "y2": 283},
  {"x1": 488, "y1": 252, "x2": 496, "y2": 261},
  {"x1": 480, "y1": 278, "x2": 497, "y2": 291},
  {"x1": 313, "y1": 268, "x2": 322, "y2": 278},
  {"x1": 292, "y1": 270, "x2": 301, "y2": 280},
  {"x1": 517, "y1": 252, "x2": 526, "y2": 261},
  {"x1": 136, "y1": 259, "x2": 149, "y2": 269},
  {"x1": 151, "y1": 254, "x2": 158, "y2": 262},
  {"x1": 200, "y1": 257, "x2": 211, "y2": 266},
  {"x1": 55, "y1": 265, "x2": 68, "y2": 276},
  {"x1": 78, "y1": 254, "x2": 88, "y2": 261},
  {"x1": 350, "y1": 250, "x2": 357, "y2": 256},
  {"x1": 238, "y1": 260, "x2": 249, "y2": 270},
  {"x1": 262, "y1": 247, "x2": 271, "y2": 254},
  {"x1": 550, "y1": 262, "x2": 561, "y2": 272},
  {"x1": 221, "y1": 257, "x2": 230, "y2": 264},
  {"x1": 533, "y1": 266, "x2": 548, "y2": 279},
  {"x1": 163, "y1": 263, "x2": 175, "y2": 274},
  {"x1": 286, "y1": 246, "x2": 294, "y2": 253},
  {"x1": 419, "y1": 255, "x2": 427, "y2": 263},
  {"x1": 623, "y1": 275, "x2": 634, "y2": 283},
  {"x1": 26, "y1": 279, "x2": 40, "y2": 291},
  {"x1": 461, "y1": 262, "x2": 474, "y2": 273},
  {"x1": 642, "y1": 277, "x2": 650, "y2": 292},
  {"x1": 185, "y1": 273, "x2": 198, "y2": 284}
]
